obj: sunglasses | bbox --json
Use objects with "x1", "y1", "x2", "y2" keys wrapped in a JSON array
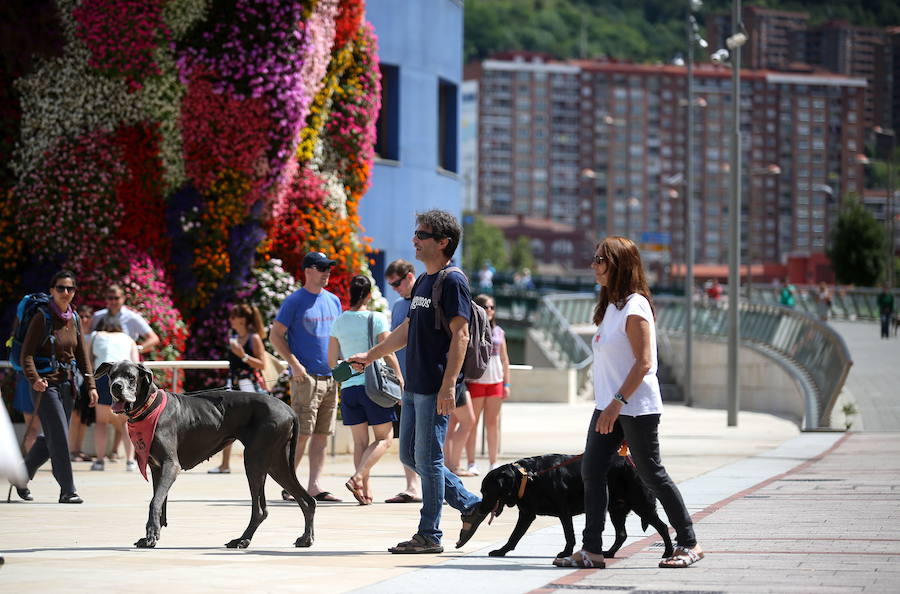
[
  {"x1": 592, "y1": 255, "x2": 606, "y2": 265},
  {"x1": 389, "y1": 278, "x2": 404, "y2": 288},
  {"x1": 312, "y1": 265, "x2": 333, "y2": 272},
  {"x1": 106, "y1": 295, "x2": 123, "y2": 301},
  {"x1": 414, "y1": 230, "x2": 444, "y2": 241},
  {"x1": 55, "y1": 285, "x2": 76, "y2": 293},
  {"x1": 484, "y1": 304, "x2": 495, "y2": 310}
]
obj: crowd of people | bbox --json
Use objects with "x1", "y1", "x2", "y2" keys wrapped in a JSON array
[{"x1": 7, "y1": 208, "x2": 701, "y2": 568}]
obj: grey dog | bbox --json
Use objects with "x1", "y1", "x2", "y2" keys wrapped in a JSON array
[{"x1": 94, "y1": 360, "x2": 315, "y2": 549}]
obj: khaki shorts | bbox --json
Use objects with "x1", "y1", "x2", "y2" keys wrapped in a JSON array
[{"x1": 290, "y1": 374, "x2": 338, "y2": 436}]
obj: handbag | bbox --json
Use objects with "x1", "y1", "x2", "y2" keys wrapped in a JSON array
[
  {"x1": 364, "y1": 313, "x2": 402, "y2": 408},
  {"x1": 261, "y1": 350, "x2": 286, "y2": 391}
]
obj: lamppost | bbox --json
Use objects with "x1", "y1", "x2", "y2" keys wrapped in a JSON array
[
  {"x1": 745, "y1": 163, "x2": 781, "y2": 302},
  {"x1": 726, "y1": 0, "x2": 747, "y2": 427},
  {"x1": 874, "y1": 127, "x2": 896, "y2": 287}
]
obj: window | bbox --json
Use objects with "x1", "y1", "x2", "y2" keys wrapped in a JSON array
[
  {"x1": 375, "y1": 64, "x2": 400, "y2": 160},
  {"x1": 438, "y1": 78, "x2": 458, "y2": 172}
]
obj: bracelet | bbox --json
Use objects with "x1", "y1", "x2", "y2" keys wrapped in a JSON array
[
  {"x1": 503, "y1": 383, "x2": 510, "y2": 388},
  {"x1": 613, "y1": 392, "x2": 628, "y2": 405}
]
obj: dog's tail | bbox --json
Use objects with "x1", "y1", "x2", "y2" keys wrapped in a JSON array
[{"x1": 288, "y1": 414, "x2": 300, "y2": 467}]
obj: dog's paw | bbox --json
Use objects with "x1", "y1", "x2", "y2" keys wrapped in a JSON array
[
  {"x1": 661, "y1": 547, "x2": 675, "y2": 559},
  {"x1": 488, "y1": 548, "x2": 509, "y2": 557},
  {"x1": 135, "y1": 537, "x2": 156, "y2": 548},
  {"x1": 602, "y1": 550, "x2": 616, "y2": 558},
  {"x1": 294, "y1": 535, "x2": 313, "y2": 548},
  {"x1": 225, "y1": 538, "x2": 251, "y2": 549}
]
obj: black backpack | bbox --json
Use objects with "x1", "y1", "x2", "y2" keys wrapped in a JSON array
[{"x1": 428, "y1": 267, "x2": 492, "y2": 380}]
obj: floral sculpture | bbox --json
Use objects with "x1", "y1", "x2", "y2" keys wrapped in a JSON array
[{"x1": 0, "y1": 0, "x2": 379, "y2": 392}]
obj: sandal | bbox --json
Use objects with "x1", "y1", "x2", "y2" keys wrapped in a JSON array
[
  {"x1": 282, "y1": 489, "x2": 295, "y2": 501},
  {"x1": 312, "y1": 491, "x2": 342, "y2": 503},
  {"x1": 552, "y1": 550, "x2": 605, "y2": 568},
  {"x1": 659, "y1": 546, "x2": 704, "y2": 568},
  {"x1": 344, "y1": 478, "x2": 366, "y2": 504},
  {"x1": 388, "y1": 533, "x2": 443, "y2": 554},
  {"x1": 455, "y1": 506, "x2": 489, "y2": 548},
  {"x1": 69, "y1": 452, "x2": 90, "y2": 462},
  {"x1": 384, "y1": 492, "x2": 422, "y2": 503}
]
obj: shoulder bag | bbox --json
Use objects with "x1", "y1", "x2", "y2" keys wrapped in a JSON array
[{"x1": 364, "y1": 313, "x2": 402, "y2": 408}]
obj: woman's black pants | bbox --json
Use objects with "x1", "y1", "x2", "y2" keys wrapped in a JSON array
[
  {"x1": 581, "y1": 409, "x2": 695, "y2": 554},
  {"x1": 24, "y1": 380, "x2": 76, "y2": 495}
]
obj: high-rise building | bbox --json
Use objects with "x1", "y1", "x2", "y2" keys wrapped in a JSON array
[{"x1": 467, "y1": 53, "x2": 866, "y2": 274}]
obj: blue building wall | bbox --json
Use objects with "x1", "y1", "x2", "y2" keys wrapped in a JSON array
[{"x1": 362, "y1": 0, "x2": 463, "y2": 295}]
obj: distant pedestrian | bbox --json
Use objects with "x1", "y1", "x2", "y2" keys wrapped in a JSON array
[
  {"x1": 877, "y1": 284, "x2": 894, "y2": 339},
  {"x1": 554, "y1": 237, "x2": 702, "y2": 569},
  {"x1": 816, "y1": 282, "x2": 832, "y2": 322},
  {"x1": 705, "y1": 279, "x2": 722, "y2": 307},
  {"x1": 91, "y1": 284, "x2": 160, "y2": 353},
  {"x1": 478, "y1": 261, "x2": 494, "y2": 294},
  {"x1": 270, "y1": 251, "x2": 344, "y2": 503},
  {"x1": 779, "y1": 279, "x2": 796, "y2": 308}
]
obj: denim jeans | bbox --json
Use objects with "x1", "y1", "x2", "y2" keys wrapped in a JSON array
[
  {"x1": 399, "y1": 390, "x2": 481, "y2": 544},
  {"x1": 581, "y1": 409, "x2": 696, "y2": 554}
]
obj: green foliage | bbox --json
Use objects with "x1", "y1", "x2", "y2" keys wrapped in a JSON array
[
  {"x1": 463, "y1": 212, "x2": 509, "y2": 273},
  {"x1": 827, "y1": 198, "x2": 886, "y2": 286},
  {"x1": 464, "y1": 0, "x2": 900, "y2": 64},
  {"x1": 509, "y1": 235, "x2": 536, "y2": 273}
]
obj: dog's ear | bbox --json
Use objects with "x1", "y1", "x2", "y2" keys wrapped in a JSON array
[
  {"x1": 138, "y1": 363, "x2": 154, "y2": 390},
  {"x1": 94, "y1": 362, "x2": 112, "y2": 379}
]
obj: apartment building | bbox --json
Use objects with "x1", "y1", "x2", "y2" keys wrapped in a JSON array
[{"x1": 466, "y1": 53, "x2": 866, "y2": 272}]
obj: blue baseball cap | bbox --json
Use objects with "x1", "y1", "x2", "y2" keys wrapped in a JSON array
[{"x1": 302, "y1": 252, "x2": 337, "y2": 270}]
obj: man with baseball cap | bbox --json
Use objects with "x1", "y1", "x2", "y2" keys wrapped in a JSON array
[{"x1": 270, "y1": 251, "x2": 343, "y2": 502}]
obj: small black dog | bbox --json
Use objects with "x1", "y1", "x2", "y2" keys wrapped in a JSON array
[{"x1": 470, "y1": 453, "x2": 674, "y2": 559}]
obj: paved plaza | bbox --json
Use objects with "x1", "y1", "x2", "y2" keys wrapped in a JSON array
[{"x1": 2, "y1": 321, "x2": 899, "y2": 593}]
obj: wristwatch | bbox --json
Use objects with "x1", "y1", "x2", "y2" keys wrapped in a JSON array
[{"x1": 613, "y1": 392, "x2": 628, "y2": 405}]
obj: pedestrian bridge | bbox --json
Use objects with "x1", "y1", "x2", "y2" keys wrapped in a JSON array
[{"x1": 530, "y1": 293, "x2": 854, "y2": 431}]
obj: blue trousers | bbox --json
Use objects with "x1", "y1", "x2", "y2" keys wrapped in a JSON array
[{"x1": 24, "y1": 380, "x2": 76, "y2": 495}]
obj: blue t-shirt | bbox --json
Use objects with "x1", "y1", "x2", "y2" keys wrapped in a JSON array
[
  {"x1": 406, "y1": 268, "x2": 472, "y2": 395},
  {"x1": 276, "y1": 288, "x2": 342, "y2": 376},
  {"x1": 390, "y1": 298, "x2": 411, "y2": 378},
  {"x1": 330, "y1": 311, "x2": 390, "y2": 388}
]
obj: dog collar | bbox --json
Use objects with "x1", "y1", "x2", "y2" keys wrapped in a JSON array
[
  {"x1": 512, "y1": 462, "x2": 529, "y2": 499},
  {"x1": 127, "y1": 387, "x2": 163, "y2": 421}
]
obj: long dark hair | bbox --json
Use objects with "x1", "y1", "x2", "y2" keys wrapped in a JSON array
[
  {"x1": 349, "y1": 275, "x2": 372, "y2": 308},
  {"x1": 592, "y1": 236, "x2": 655, "y2": 326},
  {"x1": 229, "y1": 303, "x2": 266, "y2": 339}
]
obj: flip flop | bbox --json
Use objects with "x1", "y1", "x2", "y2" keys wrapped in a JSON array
[
  {"x1": 385, "y1": 492, "x2": 422, "y2": 503},
  {"x1": 313, "y1": 491, "x2": 343, "y2": 503},
  {"x1": 345, "y1": 479, "x2": 366, "y2": 504},
  {"x1": 659, "y1": 546, "x2": 704, "y2": 568}
]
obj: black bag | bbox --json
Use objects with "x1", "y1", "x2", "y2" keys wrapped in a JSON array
[{"x1": 364, "y1": 313, "x2": 402, "y2": 408}]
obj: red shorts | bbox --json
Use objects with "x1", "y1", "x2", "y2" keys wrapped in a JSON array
[{"x1": 466, "y1": 381, "x2": 503, "y2": 398}]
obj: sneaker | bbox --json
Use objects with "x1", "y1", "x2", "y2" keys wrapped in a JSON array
[
  {"x1": 207, "y1": 466, "x2": 230, "y2": 474},
  {"x1": 126, "y1": 460, "x2": 137, "y2": 472},
  {"x1": 466, "y1": 463, "x2": 480, "y2": 476},
  {"x1": 489, "y1": 462, "x2": 503, "y2": 471},
  {"x1": 90, "y1": 460, "x2": 104, "y2": 471}
]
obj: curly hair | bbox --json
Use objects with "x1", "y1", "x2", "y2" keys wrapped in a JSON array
[{"x1": 416, "y1": 209, "x2": 462, "y2": 260}]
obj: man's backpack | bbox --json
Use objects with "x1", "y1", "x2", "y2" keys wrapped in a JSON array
[
  {"x1": 431, "y1": 266, "x2": 493, "y2": 380},
  {"x1": 6, "y1": 293, "x2": 78, "y2": 374}
]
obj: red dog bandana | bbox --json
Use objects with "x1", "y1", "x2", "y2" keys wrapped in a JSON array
[{"x1": 126, "y1": 389, "x2": 168, "y2": 481}]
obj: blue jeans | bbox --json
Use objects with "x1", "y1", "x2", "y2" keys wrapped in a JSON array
[{"x1": 399, "y1": 390, "x2": 481, "y2": 544}]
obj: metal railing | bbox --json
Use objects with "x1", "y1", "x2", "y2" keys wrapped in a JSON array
[
  {"x1": 531, "y1": 293, "x2": 853, "y2": 429},
  {"x1": 742, "y1": 286, "x2": 899, "y2": 321}
]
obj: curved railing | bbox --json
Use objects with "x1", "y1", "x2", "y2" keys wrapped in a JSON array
[{"x1": 532, "y1": 293, "x2": 853, "y2": 429}]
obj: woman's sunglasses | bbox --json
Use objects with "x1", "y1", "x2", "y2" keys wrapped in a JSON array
[
  {"x1": 54, "y1": 285, "x2": 76, "y2": 293},
  {"x1": 591, "y1": 255, "x2": 606, "y2": 265}
]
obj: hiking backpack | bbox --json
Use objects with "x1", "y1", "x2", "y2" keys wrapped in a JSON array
[
  {"x1": 430, "y1": 266, "x2": 493, "y2": 380},
  {"x1": 6, "y1": 293, "x2": 78, "y2": 374}
]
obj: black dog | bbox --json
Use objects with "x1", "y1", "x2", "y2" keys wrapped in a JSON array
[
  {"x1": 94, "y1": 360, "x2": 315, "y2": 549},
  {"x1": 471, "y1": 453, "x2": 674, "y2": 559}
]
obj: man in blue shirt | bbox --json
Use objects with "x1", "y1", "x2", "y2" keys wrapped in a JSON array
[
  {"x1": 382, "y1": 259, "x2": 421, "y2": 504},
  {"x1": 271, "y1": 252, "x2": 343, "y2": 503},
  {"x1": 350, "y1": 210, "x2": 484, "y2": 554}
]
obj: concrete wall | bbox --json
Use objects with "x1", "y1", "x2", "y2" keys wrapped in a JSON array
[{"x1": 658, "y1": 335, "x2": 806, "y2": 425}]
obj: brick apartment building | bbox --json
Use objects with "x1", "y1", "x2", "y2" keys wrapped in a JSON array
[{"x1": 465, "y1": 53, "x2": 866, "y2": 277}]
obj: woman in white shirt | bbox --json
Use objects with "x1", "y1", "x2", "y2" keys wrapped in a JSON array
[
  {"x1": 90, "y1": 318, "x2": 139, "y2": 472},
  {"x1": 554, "y1": 236, "x2": 703, "y2": 569}
]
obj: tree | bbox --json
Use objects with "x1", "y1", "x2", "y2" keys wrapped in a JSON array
[
  {"x1": 509, "y1": 235, "x2": 535, "y2": 273},
  {"x1": 462, "y1": 212, "x2": 509, "y2": 273},
  {"x1": 827, "y1": 198, "x2": 886, "y2": 286}
]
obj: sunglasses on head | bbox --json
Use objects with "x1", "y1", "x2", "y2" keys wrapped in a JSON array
[
  {"x1": 389, "y1": 278, "x2": 404, "y2": 288},
  {"x1": 55, "y1": 285, "x2": 76, "y2": 293},
  {"x1": 414, "y1": 230, "x2": 444, "y2": 241}
]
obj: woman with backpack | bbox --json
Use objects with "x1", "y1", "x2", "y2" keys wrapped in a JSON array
[{"x1": 16, "y1": 270, "x2": 98, "y2": 504}]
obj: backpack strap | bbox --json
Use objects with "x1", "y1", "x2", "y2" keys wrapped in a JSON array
[
  {"x1": 432, "y1": 266, "x2": 466, "y2": 333},
  {"x1": 367, "y1": 311, "x2": 376, "y2": 349}
]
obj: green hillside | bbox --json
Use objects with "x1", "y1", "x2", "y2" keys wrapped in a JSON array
[{"x1": 464, "y1": 0, "x2": 900, "y2": 64}]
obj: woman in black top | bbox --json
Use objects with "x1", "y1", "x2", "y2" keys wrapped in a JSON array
[{"x1": 209, "y1": 303, "x2": 267, "y2": 474}]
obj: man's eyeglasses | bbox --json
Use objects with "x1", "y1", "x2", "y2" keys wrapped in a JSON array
[
  {"x1": 106, "y1": 295, "x2": 123, "y2": 301},
  {"x1": 414, "y1": 230, "x2": 444, "y2": 241},
  {"x1": 55, "y1": 285, "x2": 76, "y2": 293},
  {"x1": 592, "y1": 255, "x2": 606, "y2": 265},
  {"x1": 389, "y1": 278, "x2": 404, "y2": 288}
]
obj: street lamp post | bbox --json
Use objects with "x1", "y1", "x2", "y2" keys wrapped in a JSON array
[
  {"x1": 726, "y1": 0, "x2": 746, "y2": 427},
  {"x1": 874, "y1": 128, "x2": 896, "y2": 287},
  {"x1": 745, "y1": 164, "x2": 781, "y2": 302}
]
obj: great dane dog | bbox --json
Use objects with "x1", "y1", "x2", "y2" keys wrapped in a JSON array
[{"x1": 94, "y1": 360, "x2": 315, "y2": 549}]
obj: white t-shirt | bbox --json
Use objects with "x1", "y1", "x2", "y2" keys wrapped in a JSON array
[
  {"x1": 592, "y1": 293, "x2": 662, "y2": 416},
  {"x1": 91, "y1": 306, "x2": 152, "y2": 341},
  {"x1": 92, "y1": 332, "x2": 136, "y2": 365}
]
